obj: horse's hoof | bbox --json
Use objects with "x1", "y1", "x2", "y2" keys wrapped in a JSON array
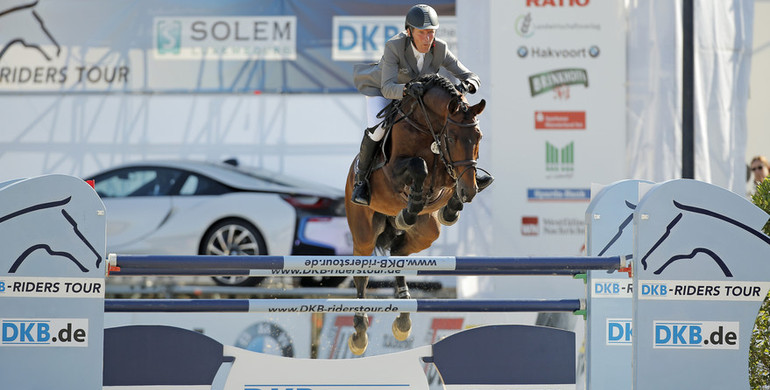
[
  {"x1": 353, "y1": 313, "x2": 369, "y2": 333},
  {"x1": 437, "y1": 209, "x2": 459, "y2": 226},
  {"x1": 392, "y1": 316, "x2": 412, "y2": 341},
  {"x1": 395, "y1": 211, "x2": 412, "y2": 230},
  {"x1": 348, "y1": 332, "x2": 368, "y2": 356}
]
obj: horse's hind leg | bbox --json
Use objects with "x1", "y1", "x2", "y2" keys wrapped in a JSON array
[{"x1": 392, "y1": 275, "x2": 412, "y2": 341}]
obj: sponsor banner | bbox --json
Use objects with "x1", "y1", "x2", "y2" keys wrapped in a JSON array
[
  {"x1": 517, "y1": 45, "x2": 600, "y2": 60},
  {"x1": 0, "y1": 277, "x2": 104, "y2": 298},
  {"x1": 520, "y1": 216, "x2": 585, "y2": 236},
  {"x1": 0, "y1": 1, "x2": 455, "y2": 93},
  {"x1": 515, "y1": 1, "x2": 598, "y2": 40},
  {"x1": 0, "y1": 49, "x2": 134, "y2": 91},
  {"x1": 153, "y1": 16, "x2": 297, "y2": 60},
  {"x1": 638, "y1": 280, "x2": 770, "y2": 301},
  {"x1": 251, "y1": 268, "x2": 421, "y2": 276},
  {"x1": 591, "y1": 278, "x2": 633, "y2": 298},
  {"x1": 653, "y1": 321, "x2": 739, "y2": 350},
  {"x1": 283, "y1": 255, "x2": 456, "y2": 271},
  {"x1": 527, "y1": 188, "x2": 590, "y2": 202},
  {"x1": 1, "y1": 318, "x2": 89, "y2": 347},
  {"x1": 606, "y1": 318, "x2": 632, "y2": 345},
  {"x1": 545, "y1": 140, "x2": 575, "y2": 178},
  {"x1": 529, "y1": 68, "x2": 588, "y2": 97},
  {"x1": 541, "y1": 217, "x2": 584, "y2": 235},
  {"x1": 521, "y1": 216, "x2": 540, "y2": 236},
  {"x1": 249, "y1": 299, "x2": 418, "y2": 313},
  {"x1": 332, "y1": 16, "x2": 457, "y2": 61},
  {"x1": 535, "y1": 111, "x2": 586, "y2": 130},
  {"x1": 491, "y1": 0, "x2": 624, "y2": 260}
]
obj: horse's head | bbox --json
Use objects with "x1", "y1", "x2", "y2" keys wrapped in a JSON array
[
  {"x1": 444, "y1": 97, "x2": 486, "y2": 203},
  {"x1": 406, "y1": 74, "x2": 486, "y2": 203}
]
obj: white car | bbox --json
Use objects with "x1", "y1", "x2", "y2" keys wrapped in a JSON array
[{"x1": 86, "y1": 159, "x2": 353, "y2": 287}]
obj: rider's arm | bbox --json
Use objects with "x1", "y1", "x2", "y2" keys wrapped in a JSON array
[
  {"x1": 441, "y1": 48, "x2": 480, "y2": 93},
  {"x1": 380, "y1": 40, "x2": 407, "y2": 100}
]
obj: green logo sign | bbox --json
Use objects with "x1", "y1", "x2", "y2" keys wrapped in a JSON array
[
  {"x1": 546, "y1": 141, "x2": 574, "y2": 172},
  {"x1": 529, "y1": 68, "x2": 588, "y2": 97},
  {"x1": 157, "y1": 20, "x2": 181, "y2": 55}
]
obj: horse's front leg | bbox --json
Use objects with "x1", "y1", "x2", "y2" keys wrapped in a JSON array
[
  {"x1": 392, "y1": 275, "x2": 412, "y2": 341},
  {"x1": 348, "y1": 275, "x2": 369, "y2": 355},
  {"x1": 438, "y1": 191, "x2": 464, "y2": 226},
  {"x1": 393, "y1": 157, "x2": 429, "y2": 230}
]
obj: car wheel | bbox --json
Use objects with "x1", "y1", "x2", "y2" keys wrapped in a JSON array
[{"x1": 200, "y1": 219, "x2": 267, "y2": 287}]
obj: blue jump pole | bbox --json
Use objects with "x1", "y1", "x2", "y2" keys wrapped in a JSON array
[
  {"x1": 108, "y1": 254, "x2": 625, "y2": 276},
  {"x1": 109, "y1": 268, "x2": 587, "y2": 276},
  {"x1": 104, "y1": 298, "x2": 585, "y2": 313}
]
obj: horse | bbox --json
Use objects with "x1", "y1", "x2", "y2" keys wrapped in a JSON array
[{"x1": 344, "y1": 73, "x2": 487, "y2": 355}]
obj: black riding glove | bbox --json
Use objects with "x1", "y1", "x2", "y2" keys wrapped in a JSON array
[
  {"x1": 404, "y1": 82, "x2": 424, "y2": 98},
  {"x1": 456, "y1": 80, "x2": 476, "y2": 95}
]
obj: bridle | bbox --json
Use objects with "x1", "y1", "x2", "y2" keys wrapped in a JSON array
[{"x1": 397, "y1": 93, "x2": 481, "y2": 185}]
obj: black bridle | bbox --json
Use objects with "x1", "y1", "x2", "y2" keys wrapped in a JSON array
[{"x1": 397, "y1": 94, "x2": 480, "y2": 184}]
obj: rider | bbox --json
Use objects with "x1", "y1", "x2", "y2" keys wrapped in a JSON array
[{"x1": 350, "y1": 4, "x2": 493, "y2": 206}]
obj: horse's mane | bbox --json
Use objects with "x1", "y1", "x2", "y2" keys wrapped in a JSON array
[{"x1": 411, "y1": 73, "x2": 463, "y2": 101}]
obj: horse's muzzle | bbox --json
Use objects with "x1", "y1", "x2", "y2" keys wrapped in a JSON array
[{"x1": 453, "y1": 161, "x2": 478, "y2": 203}]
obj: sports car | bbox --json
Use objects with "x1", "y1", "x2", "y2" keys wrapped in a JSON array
[{"x1": 86, "y1": 159, "x2": 353, "y2": 287}]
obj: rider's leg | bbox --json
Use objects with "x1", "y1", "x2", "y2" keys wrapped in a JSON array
[
  {"x1": 351, "y1": 96, "x2": 389, "y2": 206},
  {"x1": 351, "y1": 132, "x2": 381, "y2": 205}
]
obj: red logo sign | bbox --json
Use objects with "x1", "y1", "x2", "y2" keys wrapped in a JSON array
[
  {"x1": 521, "y1": 216, "x2": 540, "y2": 236},
  {"x1": 535, "y1": 111, "x2": 586, "y2": 130}
]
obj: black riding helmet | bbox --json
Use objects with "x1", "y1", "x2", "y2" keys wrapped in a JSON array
[{"x1": 405, "y1": 4, "x2": 439, "y2": 30}]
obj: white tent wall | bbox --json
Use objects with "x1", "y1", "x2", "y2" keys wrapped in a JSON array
[
  {"x1": 626, "y1": 0, "x2": 753, "y2": 193},
  {"x1": 747, "y1": 0, "x2": 770, "y2": 188}
]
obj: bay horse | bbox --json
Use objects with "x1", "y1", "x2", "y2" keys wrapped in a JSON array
[{"x1": 344, "y1": 74, "x2": 487, "y2": 355}]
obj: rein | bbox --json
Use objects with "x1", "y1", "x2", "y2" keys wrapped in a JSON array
[{"x1": 397, "y1": 95, "x2": 479, "y2": 183}]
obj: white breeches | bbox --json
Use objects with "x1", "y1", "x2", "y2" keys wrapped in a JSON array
[{"x1": 365, "y1": 95, "x2": 390, "y2": 141}]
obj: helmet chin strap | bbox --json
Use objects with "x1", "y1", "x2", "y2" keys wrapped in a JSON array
[{"x1": 406, "y1": 27, "x2": 413, "y2": 47}]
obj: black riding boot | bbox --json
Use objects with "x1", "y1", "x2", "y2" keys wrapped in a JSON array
[
  {"x1": 476, "y1": 172, "x2": 494, "y2": 192},
  {"x1": 351, "y1": 134, "x2": 380, "y2": 206}
]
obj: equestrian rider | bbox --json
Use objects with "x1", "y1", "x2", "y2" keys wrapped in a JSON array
[{"x1": 350, "y1": 3, "x2": 493, "y2": 206}]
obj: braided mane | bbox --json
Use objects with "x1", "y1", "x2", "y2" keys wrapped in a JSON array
[
  {"x1": 407, "y1": 73, "x2": 469, "y2": 115},
  {"x1": 412, "y1": 73, "x2": 462, "y2": 100}
]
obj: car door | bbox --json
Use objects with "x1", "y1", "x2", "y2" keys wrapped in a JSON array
[{"x1": 92, "y1": 167, "x2": 180, "y2": 249}]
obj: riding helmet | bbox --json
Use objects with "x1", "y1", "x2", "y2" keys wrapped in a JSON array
[{"x1": 405, "y1": 4, "x2": 439, "y2": 30}]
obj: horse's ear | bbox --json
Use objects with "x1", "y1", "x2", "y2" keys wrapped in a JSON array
[{"x1": 470, "y1": 99, "x2": 486, "y2": 116}]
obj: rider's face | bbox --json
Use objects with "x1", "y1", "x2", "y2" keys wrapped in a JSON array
[{"x1": 410, "y1": 28, "x2": 435, "y2": 53}]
